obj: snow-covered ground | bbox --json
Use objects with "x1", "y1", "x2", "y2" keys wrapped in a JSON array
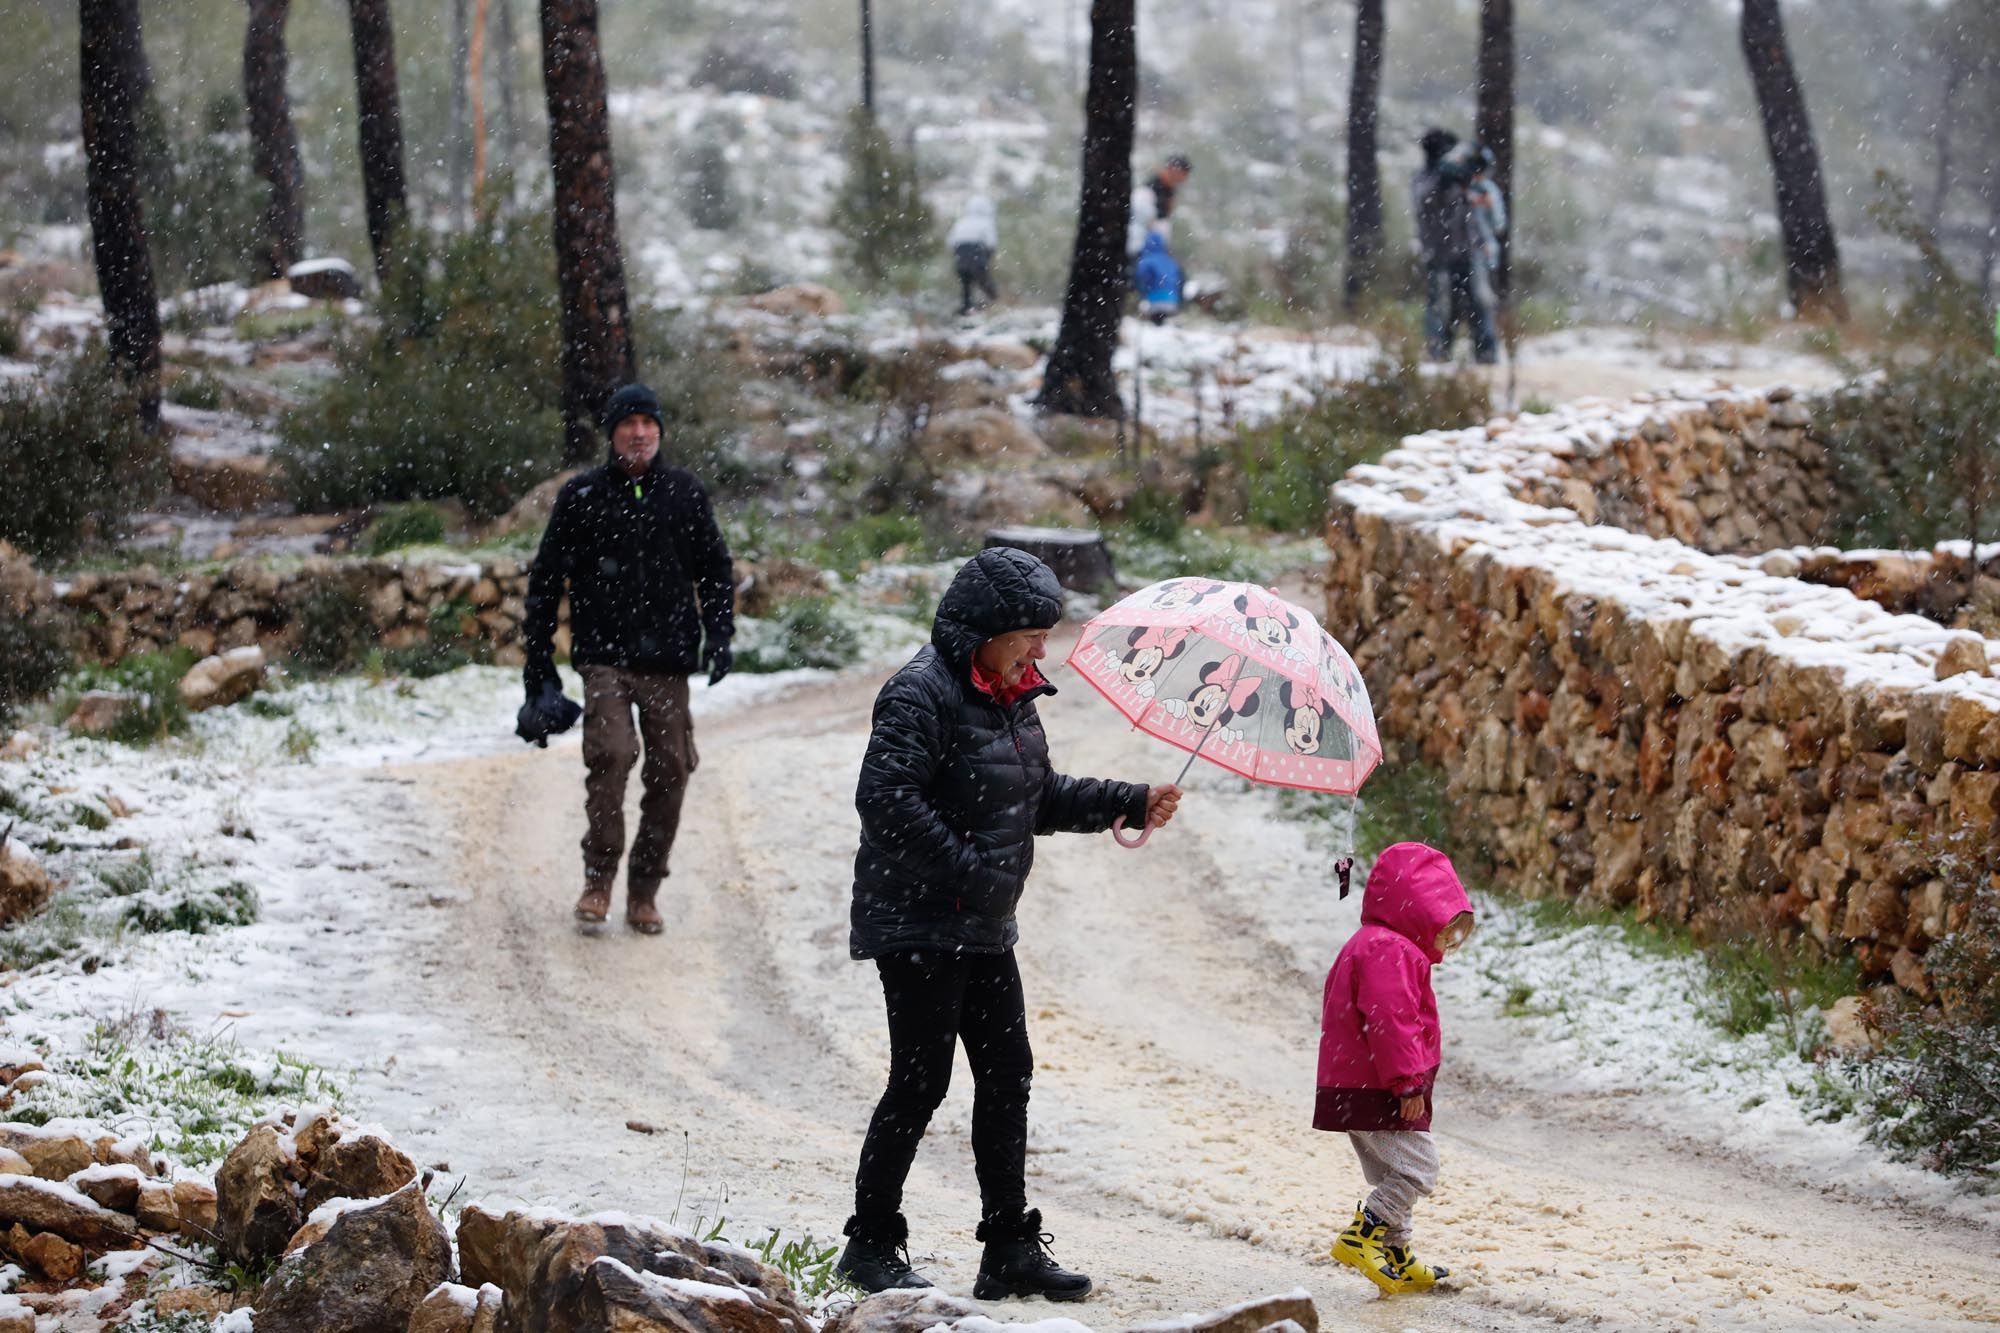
[{"x1": 4, "y1": 585, "x2": 1996, "y2": 1326}]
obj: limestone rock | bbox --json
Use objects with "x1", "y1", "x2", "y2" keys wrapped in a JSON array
[
  {"x1": 409, "y1": 1281, "x2": 504, "y2": 1333},
  {"x1": 153, "y1": 1287, "x2": 240, "y2": 1318},
  {"x1": 66, "y1": 1164, "x2": 142, "y2": 1214},
  {"x1": 823, "y1": 1289, "x2": 985, "y2": 1333},
  {"x1": 1823, "y1": 995, "x2": 1880, "y2": 1054},
  {"x1": 178, "y1": 645, "x2": 267, "y2": 712},
  {"x1": 0, "y1": 1150, "x2": 27, "y2": 1175},
  {"x1": 1122, "y1": 1290, "x2": 1320, "y2": 1333},
  {"x1": 135, "y1": 1180, "x2": 179, "y2": 1232},
  {"x1": 168, "y1": 452, "x2": 283, "y2": 513},
  {"x1": 65, "y1": 691, "x2": 136, "y2": 736},
  {"x1": 253, "y1": 1184, "x2": 454, "y2": 1333},
  {"x1": 214, "y1": 1123, "x2": 301, "y2": 1265},
  {"x1": 733, "y1": 558, "x2": 827, "y2": 618},
  {"x1": 1935, "y1": 636, "x2": 1990, "y2": 680},
  {"x1": 457, "y1": 1205, "x2": 810, "y2": 1333},
  {"x1": 919, "y1": 407, "x2": 1048, "y2": 462},
  {"x1": 0, "y1": 1128, "x2": 92, "y2": 1182},
  {"x1": 741, "y1": 282, "x2": 847, "y2": 318},
  {"x1": 974, "y1": 339, "x2": 1041, "y2": 371},
  {"x1": 173, "y1": 1178, "x2": 219, "y2": 1243},
  {"x1": 0, "y1": 1176, "x2": 141, "y2": 1251},
  {"x1": 299, "y1": 1130, "x2": 417, "y2": 1215},
  {"x1": 0, "y1": 1295, "x2": 29, "y2": 1333},
  {"x1": 0, "y1": 834, "x2": 53, "y2": 927},
  {"x1": 1, "y1": 1223, "x2": 83, "y2": 1282}
]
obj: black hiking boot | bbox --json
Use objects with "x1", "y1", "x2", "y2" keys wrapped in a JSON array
[
  {"x1": 834, "y1": 1213, "x2": 933, "y2": 1294},
  {"x1": 971, "y1": 1208, "x2": 1091, "y2": 1302}
]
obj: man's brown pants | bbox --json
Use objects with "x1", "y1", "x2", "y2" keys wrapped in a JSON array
[{"x1": 579, "y1": 666, "x2": 697, "y2": 900}]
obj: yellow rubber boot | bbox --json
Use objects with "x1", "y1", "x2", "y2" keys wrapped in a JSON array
[
  {"x1": 1382, "y1": 1243, "x2": 1449, "y2": 1292},
  {"x1": 1330, "y1": 1206, "x2": 1400, "y2": 1294}
]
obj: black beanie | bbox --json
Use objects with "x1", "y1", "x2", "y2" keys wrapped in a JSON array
[{"x1": 601, "y1": 382, "x2": 665, "y2": 434}]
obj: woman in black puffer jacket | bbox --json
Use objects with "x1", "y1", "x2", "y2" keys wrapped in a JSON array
[{"x1": 835, "y1": 548, "x2": 1181, "y2": 1302}]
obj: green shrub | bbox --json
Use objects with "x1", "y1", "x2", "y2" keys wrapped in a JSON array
[
  {"x1": 829, "y1": 109, "x2": 935, "y2": 289},
  {"x1": 0, "y1": 610, "x2": 73, "y2": 727},
  {"x1": 124, "y1": 879, "x2": 258, "y2": 934},
  {"x1": 364, "y1": 502, "x2": 448, "y2": 554},
  {"x1": 1843, "y1": 830, "x2": 2000, "y2": 1180},
  {"x1": 1236, "y1": 350, "x2": 1490, "y2": 532},
  {"x1": 678, "y1": 135, "x2": 741, "y2": 231},
  {"x1": 163, "y1": 368, "x2": 227, "y2": 411},
  {"x1": 739, "y1": 596, "x2": 861, "y2": 673},
  {"x1": 290, "y1": 577, "x2": 374, "y2": 675},
  {"x1": 57, "y1": 648, "x2": 197, "y2": 745},
  {"x1": 277, "y1": 209, "x2": 566, "y2": 518},
  {"x1": 631, "y1": 308, "x2": 755, "y2": 495},
  {"x1": 141, "y1": 93, "x2": 263, "y2": 292},
  {"x1": 0, "y1": 355, "x2": 166, "y2": 560},
  {"x1": 1820, "y1": 351, "x2": 2000, "y2": 550},
  {"x1": 809, "y1": 512, "x2": 929, "y2": 579},
  {"x1": 1120, "y1": 484, "x2": 1187, "y2": 544}
]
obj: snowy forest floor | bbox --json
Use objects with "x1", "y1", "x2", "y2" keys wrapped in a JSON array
[{"x1": 8, "y1": 616, "x2": 2000, "y2": 1330}]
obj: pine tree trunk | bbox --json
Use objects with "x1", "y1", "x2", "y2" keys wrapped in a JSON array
[
  {"x1": 1342, "y1": 0, "x2": 1384, "y2": 311},
  {"x1": 496, "y1": 0, "x2": 520, "y2": 178},
  {"x1": 470, "y1": 0, "x2": 490, "y2": 195},
  {"x1": 859, "y1": 0, "x2": 875, "y2": 119},
  {"x1": 1982, "y1": 181, "x2": 2000, "y2": 308},
  {"x1": 347, "y1": 0, "x2": 408, "y2": 288},
  {"x1": 1927, "y1": 61, "x2": 1965, "y2": 237},
  {"x1": 1475, "y1": 0, "x2": 1514, "y2": 301},
  {"x1": 79, "y1": 0, "x2": 161, "y2": 429},
  {"x1": 1035, "y1": 0, "x2": 1135, "y2": 420},
  {"x1": 1740, "y1": 0, "x2": 1846, "y2": 320},
  {"x1": 540, "y1": 0, "x2": 636, "y2": 463},
  {"x1": 449, "y1": 0, "x2": 471, "y2": 222},
  {"x1": 244, "y1": 0, "x2": 304, "y2": 281}
]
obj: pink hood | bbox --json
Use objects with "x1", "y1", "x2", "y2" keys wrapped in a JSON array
[
  {"x1": 1360, "y1": 842, "x2": 1473, "y2": 963},
  {"x1": 1314, "y1": 843, "x2": 1472, "y2": 1130}
]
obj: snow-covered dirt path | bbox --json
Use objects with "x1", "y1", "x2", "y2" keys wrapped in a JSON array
[{"x1": 284, "y1": 634, "x2": 2000, "y2": 1333}]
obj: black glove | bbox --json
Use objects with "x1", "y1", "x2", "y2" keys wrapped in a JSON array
[
  {"x1": 701, "y1": 640, "x2": 732, "y2": 687},
  {"x1": 515, "y1": 678, "x2": 582, "y2": 748}
]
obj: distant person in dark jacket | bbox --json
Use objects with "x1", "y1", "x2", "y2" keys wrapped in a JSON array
[
  {"x1": 946, "y1": 195, "x2": 1000, "y2": 317},
  {"x1": 521, "y1": 383, "x2": 735, "y2": 935},
  {"x1": 1411, "y1": 128, "x2": 1498, "y2": 365},
  {"x1": 835, "y1": 548, "x2": 1181, "y2": 1301}
]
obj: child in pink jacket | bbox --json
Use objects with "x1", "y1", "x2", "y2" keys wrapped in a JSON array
[{"x1": 1315, "y1": 841, "x2": 1474, "y2": 1294}]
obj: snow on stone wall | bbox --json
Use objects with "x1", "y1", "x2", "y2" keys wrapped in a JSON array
[{"x1": 1325, "y1": 385, "x2": 2000, "y2": 996}]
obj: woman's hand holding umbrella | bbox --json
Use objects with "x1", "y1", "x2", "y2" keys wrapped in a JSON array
[{"x1": 1145, "y1": 783, "x2": 1183, "y2": 830}]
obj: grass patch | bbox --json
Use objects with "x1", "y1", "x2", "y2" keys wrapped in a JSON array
[
  {"x1": 1231, "y1": 351, "x2": 1490, "y2": 533},
  {"x1": 55, "y1": 647, "x2": 198, "y2": 745},
  {"x1": 1106, "y1": 525, "x2": 1324, "y2": 588},
  {"x1": 2, "y1": 1028, "x2": 342, "y2": 1170},
  {"x1": 122, "y1": 879, "x2": 258, "y2": 935},
  {"x1": 363, "y1": 501, "x2": 448, "y2": 555},
  {"x1": 737, "y1": 596, "x2": 862, "y2": 674}
]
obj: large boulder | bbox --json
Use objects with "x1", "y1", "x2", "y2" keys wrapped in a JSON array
[
  {"x1": 65, "y1": 691, "x2": 137, "y2": 736},
  {"x1": 287, "y1": 257, "x2": 365, "y2": 302},
  {"x1": 821, "y1": 1289, "x2": 985, "y2": 1333},
  {"x1": 178, "y1": 646, "x2": 267, "y2": 712},
  {"x1": 0, "y1": 834, "x2": 53, "y2": 927},
  {"x1": 168, "y1": 451, "x2": 284, "y2": 513},
  {"x1": 214, "y1": 1111, "x2": 417, "y2": 1265},
  {"x1": 253, "y1": 1183, "x2": 454, "y2": 1333},
  {"x1": 457, "y1": 1204, "x2": 810, "y2": 1333}
]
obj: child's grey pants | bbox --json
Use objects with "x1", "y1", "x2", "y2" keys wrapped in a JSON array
[{"x1": 1347, "y1": 1129, "x2": 1439, "y2": 1246}]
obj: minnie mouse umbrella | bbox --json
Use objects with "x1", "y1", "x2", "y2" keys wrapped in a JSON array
[{"x1": 1065, "y1": 577, "x2": 1381, "y2": 862}]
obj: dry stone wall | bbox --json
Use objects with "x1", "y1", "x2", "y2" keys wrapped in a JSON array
[{"x1": 1326, "y1": 386, "x2": 2000, "y2": 995}]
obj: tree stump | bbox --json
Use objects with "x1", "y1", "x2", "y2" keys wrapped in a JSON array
[{"x1": 984, "y1": 526, "x2": 1115, "y2": 593}]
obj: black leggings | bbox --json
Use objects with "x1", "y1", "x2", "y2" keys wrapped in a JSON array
[{"x1": 853, "y1": 949, "x2": 1033, "y2": 1222}]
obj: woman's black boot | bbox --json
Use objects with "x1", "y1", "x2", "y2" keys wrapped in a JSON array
[
  {"x1": 835, "y1": 1213, "x2": 933, "y2": 1293},
  {"x1": 971, "y1": 1208, "x2": 1091, "y2": 1302}
]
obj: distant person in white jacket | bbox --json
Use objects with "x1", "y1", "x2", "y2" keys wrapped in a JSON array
[
  {"x1": 947, "y1": 195, "x2": 1000, "y2": 316},
  {"x1": 1126, "y1": 153, "x2": 1193, "y2": 261}
]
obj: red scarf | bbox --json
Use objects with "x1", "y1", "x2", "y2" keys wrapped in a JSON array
[{"x1": 970, "y1": 659, "x2": 1048, "y2": 707}]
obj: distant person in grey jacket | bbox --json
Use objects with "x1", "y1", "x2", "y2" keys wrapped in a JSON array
[{"x1": 947, "y1": 195, "x2": 1000, "y2": 316}]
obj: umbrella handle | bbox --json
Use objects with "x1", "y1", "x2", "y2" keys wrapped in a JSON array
[{"x1": 1112, "y1": 817, "x2": 1152, "y2": 849}]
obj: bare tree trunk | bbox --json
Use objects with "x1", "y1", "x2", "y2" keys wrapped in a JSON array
[
  {"x1": 1740, "y1": 0, "x2": 1846, "y2": 320},
  {"x1": 471, "y1": 0, "x2": 490, "y2": 196},
  {"x1": 541, "y1": 0, "x2": 636, "y2": 462},
  {"x1": 1928, "y1": 60, "x2": 1966, "y2": 237},
  {"x1": 859, "y1": 0, "x2": 875, "y2": 120},
  {"x1": 1982, "y1": 181, "x2": 2000, "y2": 308},
  {"x1": 347, "y1": 0, "x2": 408, "y2": 288},
  {"x1": 79, "y1": 0, "x2": 161, "y2": 429},
  {"x1": 449, "y1": 0, "x2": 471, "y2": 223},
  {"x1": 496, "y1": 0, "x2": 521, "y2": 178},
  {"x1": 1342, "y1": 0, "x2": 1384, "y2": 311},
  {"x1": 1476, "y1": 0, "x2": 1514, "y2": 301},
  {"x1": 244, "y1": 0, "x2": 304, "y2": 281},
  {"x1": 1035, "y1": 0, "x2": 1135, "y2": 420}
]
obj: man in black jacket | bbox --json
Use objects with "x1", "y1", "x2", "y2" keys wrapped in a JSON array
[
  {"x1": 521, "y1": 383, "x2": 735, "y2": 934},
  {"x1": 836, "y1": 548, "x2": 1181, "y2": 1300}
]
